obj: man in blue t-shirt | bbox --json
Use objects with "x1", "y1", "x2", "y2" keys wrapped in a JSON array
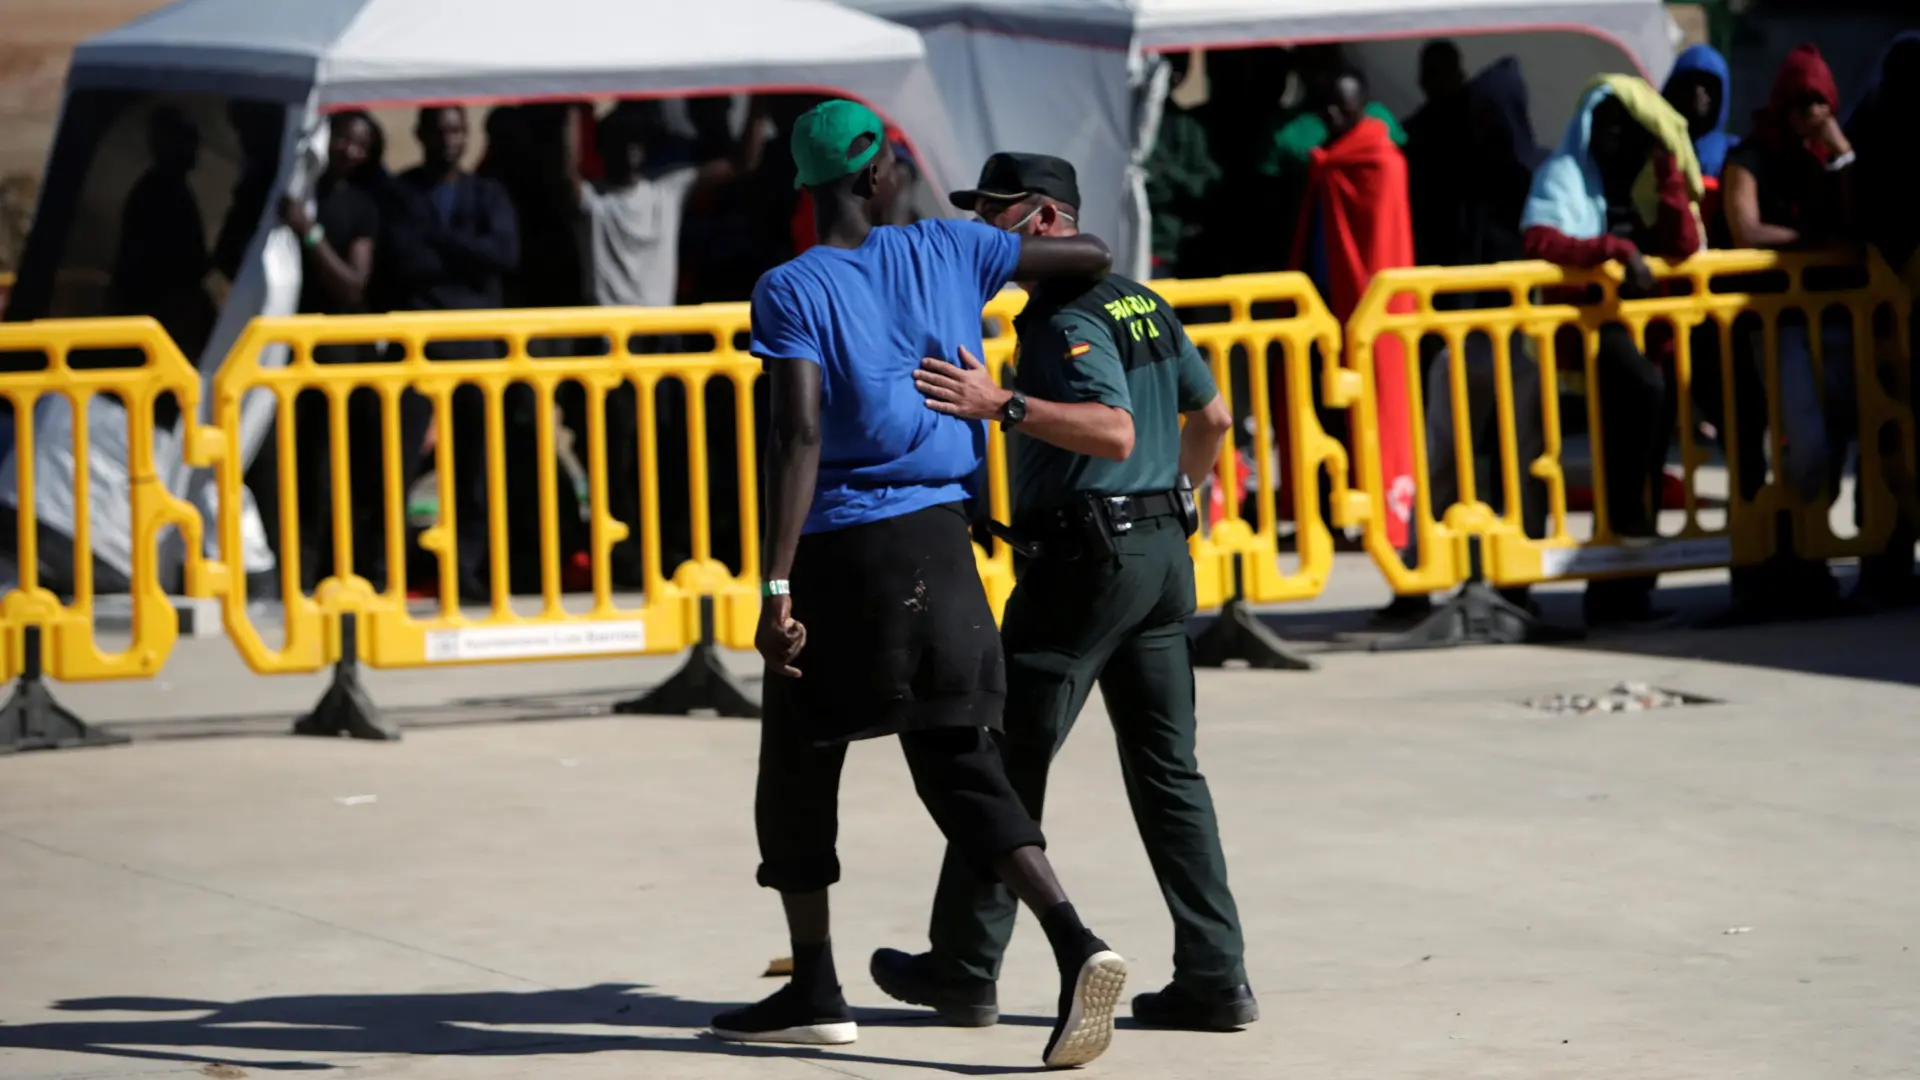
[{"x1": 708, "y1": 100, "x2": 1125, "y2": 1069}]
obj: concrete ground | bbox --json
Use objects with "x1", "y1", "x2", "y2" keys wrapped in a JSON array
[{"x1": 5, "y1": 557, "x2": 1920, "y2": 1080}]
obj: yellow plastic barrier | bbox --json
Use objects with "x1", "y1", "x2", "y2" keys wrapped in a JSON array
[
  {"x1": 1152, "y1": 273, "x2": 1353, "y2": 612},
  {"x1": 0, "y1": 317, "x2": 208, "y2": 685},
  {"x1": 208, "y1": 306, "x2": 764, "y2": 675},
  {"x1": 1345, "y1": 250, "x2": 1914, "y2": 596}
]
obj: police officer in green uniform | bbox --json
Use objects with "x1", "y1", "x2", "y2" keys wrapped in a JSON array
[{"x1": 870, "y1": 153, "x2": 1257, "y2": 1031}]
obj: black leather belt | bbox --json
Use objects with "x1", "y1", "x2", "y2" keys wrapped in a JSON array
[{"x1": 1098, "y1": 490, "x2": 1180, "y2": 530}]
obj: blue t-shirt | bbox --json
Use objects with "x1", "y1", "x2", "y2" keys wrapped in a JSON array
[{"x1": 749, "y1": 218, "x2": 1022, "y2": 534}]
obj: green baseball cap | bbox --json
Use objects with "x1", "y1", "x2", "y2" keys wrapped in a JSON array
[{"x1": 791, "y1": 99, "x2": 885, "y2": 189}]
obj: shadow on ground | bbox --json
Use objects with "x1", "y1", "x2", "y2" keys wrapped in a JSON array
[
  {"x1": 1195, "y1": 570, "x2": 1920, "y2": 689},
  {"x1": 0, "y1": 984, "x2": 1064, "y2": 1075}
]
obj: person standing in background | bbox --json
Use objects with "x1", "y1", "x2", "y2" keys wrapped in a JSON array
[
  {"x1": 273, "y1": 111, "x2": 382, "y2": 591},
  {"x1": 565, "y1": 99, "x2": 769, "y2": 586},
  {"x1": 1289, "y1": 67, "x2": 1417, "y2": 554},
  {"x1": 379, "y1": 105, "x2": 520, "y2": 602},
  {"x1": 1144, "y1": 52, "x2": 1221, "y2": 278},
  {"x1": 1258, "y1": 46, "x2": 1407, "y2": 265},
  {"x1": 1847, "y1": 31, "x2": 1920, "y2": 605},
  {"x1": 1849, "y1": 32, "x2": 1920, "y2": 287},
  {"x1": 110, "y1": 108, "x2": 217, "y2": 363},
  {"x1": 1402, "y1": 39, "x2": 1471, "y2": 268}
]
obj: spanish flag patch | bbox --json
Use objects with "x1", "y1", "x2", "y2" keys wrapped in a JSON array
[{"x1": 1067, "y1": 342, "x2": 1092, "y2": 358}]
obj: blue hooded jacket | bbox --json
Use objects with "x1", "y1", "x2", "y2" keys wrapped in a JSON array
[{"x1": 1665, "y1": 44, "x2": 1737, "y2": 178}]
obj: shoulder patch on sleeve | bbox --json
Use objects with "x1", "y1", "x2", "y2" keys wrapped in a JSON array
[{"x1": 1067, "y1": 342, "x2": 1092, "y2": 358}]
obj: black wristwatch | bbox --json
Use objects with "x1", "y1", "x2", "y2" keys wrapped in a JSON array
[{"x1": 999, "y1": 390, "x2": 1029, "y2": 430}]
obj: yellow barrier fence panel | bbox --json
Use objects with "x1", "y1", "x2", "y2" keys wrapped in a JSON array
[
  {"x1": 0, "y1": 317, "x2": 208, "y2": 690},
  {"x1": 1344, "y1": 250, "x2": 1913, "y2": 597},
  {"x1": 1151, "y1": 273, "x2": 1353, "y2": 612},
  {"x1": 210, "y1": 306, "x2": 770, "y2": 675}
]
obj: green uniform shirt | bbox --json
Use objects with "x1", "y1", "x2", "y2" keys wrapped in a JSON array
[{"x1": 1009, "y1": 274, "x2": 1218, "y2": 518}]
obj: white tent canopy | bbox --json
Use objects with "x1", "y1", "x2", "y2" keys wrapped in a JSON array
[
  {"x1": 10, "y1": 0, "x2": 973, "y2": 590},
  {"x1": 71, "y1": 0, "x2": 968, "y2": 191},
  {"x1": 843, "y1": 0, "x2": 1676, "y2": 275},
  {"x1": 849, "y1": 0, "x2": 1671, "y2": 57}
]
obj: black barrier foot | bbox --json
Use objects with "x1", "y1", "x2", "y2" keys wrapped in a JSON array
[
  {"x1": 614, "y1": 641, "x2": 762, "y2": 718},
  {"x1": 293, "y1": 615, "x2": 398, "y2": 740},
  {"x1": 0, "y1": 630, "x2": 130, "y2": 754},
  {"x1": 614, "y1": 597, "x2": 762, "y2": 718},
  {"x1": 1191, "y1": 598, "x2": 1317, "y2": 670},
  {"x1": 1370, "y1": 580, "x2": 1572, "y2": 652}
]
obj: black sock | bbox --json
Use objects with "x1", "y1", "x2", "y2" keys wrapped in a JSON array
[
  {"x1": 1039, "y1": 901, "x2": 1093, "y2": 969},
  {"x1": 790, "y1": 939, "x2": 842, "y2": 1008}
]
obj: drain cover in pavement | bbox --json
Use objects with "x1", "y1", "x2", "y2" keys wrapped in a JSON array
[{"x1": 1522, "y1": 681, "x2": 1720, "y2": 715}]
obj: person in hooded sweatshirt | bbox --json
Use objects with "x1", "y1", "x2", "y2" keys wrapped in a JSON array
[
  {"x1": 1721, "y1": 44, "x2": 1859, "y2": 611},
  {"x1": 1522, "y1": 76, "x2": 1706, "y2": 627},
  {"x1": 1725, "y1": 45, "x2": 1858, "y2": 503},
  {"x1": 1664, "y1": 44, "x2": 1739, "y2": 241}
]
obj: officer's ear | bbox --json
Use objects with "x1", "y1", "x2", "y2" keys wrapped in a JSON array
[{"x1": 1036, "y1": 201, "x2": 1075, "y2": 236}]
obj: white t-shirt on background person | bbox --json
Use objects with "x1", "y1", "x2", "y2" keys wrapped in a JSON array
[{"x1": 580, "y1": 166, "x2": 699, "y2": 308}]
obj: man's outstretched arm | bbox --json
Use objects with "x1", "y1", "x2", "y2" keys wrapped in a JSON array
[{"x1": 1014, "y1": 234, "x2": 1112, "y2": 281}]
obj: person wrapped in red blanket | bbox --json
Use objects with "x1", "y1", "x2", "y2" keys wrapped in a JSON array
[{"x1": 1284, "y1": 66, "x2": 1417, "y2": 550}]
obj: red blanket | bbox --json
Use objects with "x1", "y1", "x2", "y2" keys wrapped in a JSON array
[{"x1": 1283, "y1": 116, "x2": 1418, "y2": 549}]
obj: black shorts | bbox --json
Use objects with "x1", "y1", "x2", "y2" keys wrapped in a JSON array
[{"x1": 778, "y1": 501, "x2": 1004, "y2": 745}]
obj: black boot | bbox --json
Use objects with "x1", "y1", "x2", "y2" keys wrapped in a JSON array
[
  {"x1": 1132, "y1": 981, "x2": 1260, "y2": 1031},
  {"x1": 869, "y1": 948, "x2": 998, "y2": 1026}
]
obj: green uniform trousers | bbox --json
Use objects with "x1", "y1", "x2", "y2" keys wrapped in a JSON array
[{"x1": 927, "y1": 514, "x2": 1248, "y2": 990}]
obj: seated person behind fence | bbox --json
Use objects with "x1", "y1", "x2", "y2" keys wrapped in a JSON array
[
  {"x1": 1662, "y1": 45, "x2": 1775, "y2": 615},
  {"x1": 1724, "y1": 44, "x2": 1857, "y2": 507},
  {"x1": 1663, "y1": 44, "x2": 1738, "y2": 238},
  {"x1": 1522, "y1": 77, "x2": 1704, "y2": 625}
]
